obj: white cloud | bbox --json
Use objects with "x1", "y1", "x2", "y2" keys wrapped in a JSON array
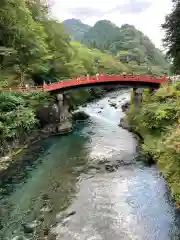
[{"x1": 50, "y1": 0, "x2": 173, "y2": 49}]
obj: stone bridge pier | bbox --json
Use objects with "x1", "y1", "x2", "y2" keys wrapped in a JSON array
[
  {"x1": 55, "y1": 93, "x2": 72, "y2": 134},
  {"x1": 132, "y1": 88, "x2": 144, "y2": 107},
  {"x1": 36, "y1": 93, "x2": 72, "y2": 135}
]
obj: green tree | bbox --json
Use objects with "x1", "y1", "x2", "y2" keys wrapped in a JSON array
[
  {"x1": 162, "y1": 0, "x2": 180, "y2": 73},
  {"x1": 0, "y1": 0, "x2": 49, "y2": 85},
  {"x1": 43, "y1": 19, "x2": 72, "y2": 79}
]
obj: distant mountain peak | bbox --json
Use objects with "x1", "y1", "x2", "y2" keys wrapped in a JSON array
[
  {"x1": 63, "y1": 18, "x2": 91, "y2": 41},
  {"x1": 121, "y1": 24, "x2": 135, "y2": 29},
  {"x1": 63, "y1": 18, "x2": 83, "y2": 24},
  {"x1": 94, "y1": 20, "x2": 118, "y2": 28}
]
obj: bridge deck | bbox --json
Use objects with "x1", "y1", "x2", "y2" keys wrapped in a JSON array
[{"x1": 0, "y1": 74, "x2": 167, "y2": 93}]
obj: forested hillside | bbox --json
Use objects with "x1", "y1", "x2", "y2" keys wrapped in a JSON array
[{"x1": 64, "y1": 19, "x2": 169, "y2": 75}]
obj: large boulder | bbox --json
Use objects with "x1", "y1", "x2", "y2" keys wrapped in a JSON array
[
  {"x1": 109, "y1": 102, "x2": 117, "y2": 108},
  {"x1": 22, "y1": 222, "x2": 38, "y2": 234},
  {"x1": 121, "y1": 101, "x2": 130, "y2": 112},
  {"x1": 118, "y1": 117, "x2": 132, "y2": 131},
  {"x1": 36, "y1": 104, "x2": 60, "y2": 128},
  {"x1": 72, "y1": 111, "x2": 90, "y2": 121}
]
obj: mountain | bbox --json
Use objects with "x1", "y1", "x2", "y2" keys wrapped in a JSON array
[
  {"x1": 63, "y1": 19, "x2": 91, "y2": 41},
  {"x1": 82, "y1": 20, "x2": 121, "y2": 50},
  {"x1": 63, "y1": 19, "x2": 169, "y2": 74},
  {"x1": 82, "y1": 20, "x2": 168, "y2": 70}
]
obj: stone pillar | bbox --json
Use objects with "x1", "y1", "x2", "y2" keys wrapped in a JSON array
[
  {"x1": 55, "y1": 94, "x2": 72, "y2": 134},
  {"x1": 132, "y1": 88, "x2": 143, "y2": 108}
]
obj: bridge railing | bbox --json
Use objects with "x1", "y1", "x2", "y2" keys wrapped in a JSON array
[
  {"x1": 0, "y1": 74, "x2": 167, "y2": 93},
  {"x1": 43, "y1": 74, "x2": 166, "y2": 92},
  {"x1": 0, "y1": 86, "x2": 44, "y2": 92}
]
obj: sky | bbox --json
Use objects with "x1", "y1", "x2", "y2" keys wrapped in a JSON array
[{"x1": 50, "y1": 0, "x2": 173, "y2": 49}]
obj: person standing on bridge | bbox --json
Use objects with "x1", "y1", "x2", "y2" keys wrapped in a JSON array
[
  {"x1": 99, "y1": 72, "x2": 104, "y2": 81},
  {"x1": 76, "y1": 75, "x2": 80, "y2": 81},
  {"x1": 43, "y1": 81, "x2": 47, "y2": 90},
  {"x1": 122, "y1": 72, "x2": 127, "y2": 77},
  {"x1": 96, "y1": 72, "x2": 100, "y2": 80}
]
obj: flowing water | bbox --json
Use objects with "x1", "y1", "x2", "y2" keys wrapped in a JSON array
[{"x1": 0, "y1": 90, "x2": 180, "y2": 240}]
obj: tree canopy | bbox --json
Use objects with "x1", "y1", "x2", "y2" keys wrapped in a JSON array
[{"x1": 162, "y1": 0, "x2": 180, "y2": 73}]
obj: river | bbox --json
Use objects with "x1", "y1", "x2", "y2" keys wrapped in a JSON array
[{"x1": 0, "y1": 90, "x2": 180, "y2": 240}]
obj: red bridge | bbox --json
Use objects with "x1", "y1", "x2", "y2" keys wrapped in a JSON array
[{"x1": 1, "y1": 74, "x2": 167, "y2": 93}]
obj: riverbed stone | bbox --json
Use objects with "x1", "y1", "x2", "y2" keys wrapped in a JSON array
[
  {"x1": 98, "y1": 159, "x2": 110, "y2": 164},
  {"x1": 38, "y1": 215, "x2": 45, "y2": 222},
  {"x1": 43, "y1": 226, "x2": 49, "y2": 236},
  {"x1": 121, "y1": 101, "x2": 130, "y2": 112},
  {"x1": 11, "y1": 236, "x2": 28, "y2": 240},
  {"x1": 72, "y1": 111, "x2": 90, "y2": 121},
  {"x1": 41, "y1": 193, "x2": 49, "y2": 200},
  {"x1": 66, "y1": 211, "x2": 76, "y2": 217},
  {"x1": 22, "y1": 222, "x2": 37, "y2": 234},
  {"x1": 47, "y1": 231, "x2": 57, "y2": 240},
  {"x1": 118, "y1": 117, "x2": 132, "y2": 131},
  {"x1": 56, "y1": 210, "x2": 76, "y2": 223},
  {"x1": 105, "y1": 164, "x2": 117, "y2": 172},
  {"x1": 40, "y1": 206, "x2": 53, "y2": 213},
  {"x1": 89, "y1": 164, "x2": 101, "y2": 170},
  {"x1": 56, "y1": 121, "x2": 72, "y2": 134},
  {"x1": 109, "y1": 102, "x2": 116, "y2": 108}
]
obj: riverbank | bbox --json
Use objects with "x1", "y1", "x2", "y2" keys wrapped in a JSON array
[{"x1": 122, "y1": 82, "x2": 180, "y2": 205}]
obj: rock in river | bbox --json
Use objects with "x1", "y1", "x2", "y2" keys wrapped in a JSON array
[
  {"x1": 72, "y1": 111, "x2": 90, "y2": 121},
  {"x1": 121, "y1": 101, "x2": 130, "y2": 112},
  {"x1": 119, "y1": 117, "x2": 131, "y2": 131},
  {"x1": 12, "y1": 236, "x2": 28, "y2": 240},
  {"x1": 40, "y1": 206, "x2": 53, "y2": 213},
  {"x1": 109, "y1": 102, "x2": 117, "y2": 108},
  {"x1": 41, "y1": 193, "x2": 49, "y2": 200},
  {"x1": 105, "y1": 164, "x2": 117, "y2": 172},
  {"x1": 56, "y1": 210, "x2": 76, "y2": 224},
  {"x1": 22, "y1": 222, "x2": 38, "y2": 234}
]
